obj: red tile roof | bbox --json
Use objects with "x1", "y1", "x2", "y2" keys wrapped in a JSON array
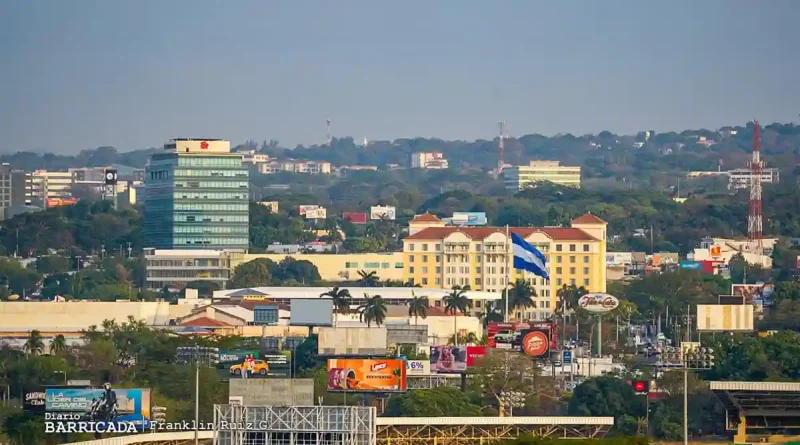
[
  {"x1": 410, "y1": 213, "x2": 442, "y2": 223},
  {"x1": 180, "y1": 317, "x2": 230, "y2": 327},
  {"x1": 571, "y1": 213, "x2": 607, "y2": 225},
  {"x1": 405, "y1": 226, "x2": 597, "y2": 241}
]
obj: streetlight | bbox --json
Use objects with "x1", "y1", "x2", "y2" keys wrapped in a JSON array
[
  {"x1": 498, "y1": 390, "x2": 525, "y2": 417},
  {"x1": 658, "y1": 346, "x2": 715, "y2": 445},
  {"x1": 54, "y1": 371, "x2": 67, "y2": 385}
]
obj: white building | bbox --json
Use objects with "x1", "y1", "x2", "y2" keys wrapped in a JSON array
[
  {"x1": 258, "y1": 160, "x2": 332, "y2": 175},
  {"x1": 504, "y1": 161, "x2": 581, "y2": 190},
  {"x1": 686, "y1": 168, "x2": 779, "y2": 190},
  {"x1": 145, "y1": 248, "x2": 245, "y2": 290},
  {"x1": 411, "y1": 152, "x2": 449, "y2": 169}
]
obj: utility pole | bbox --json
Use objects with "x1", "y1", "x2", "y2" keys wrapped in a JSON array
[{"x1": 195, "y1": 345, "x2": 199, "y2": 445}]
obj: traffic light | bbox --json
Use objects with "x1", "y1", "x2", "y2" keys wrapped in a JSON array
[{"x1": 627, "y1": 380, "x2": 650, "y2": 394}]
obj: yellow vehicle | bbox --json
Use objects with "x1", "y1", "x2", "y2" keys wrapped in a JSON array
[{"x1": 230, "y1": 360, "x2": 269, "y2": 376}]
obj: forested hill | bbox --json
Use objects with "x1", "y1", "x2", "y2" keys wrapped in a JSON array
[{"x1": 3, "y1": 122, "x2": 800, "y2": 180}]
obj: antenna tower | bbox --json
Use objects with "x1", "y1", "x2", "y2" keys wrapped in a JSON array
[
  {"x1": 326, "y1": 118, "x2": 332, "y2": 146},
  {"x1": 747, "y1": 120, "x2": 763, "y2": 254},
  {"x1": 497, "y1": 121, "x2": 506, "y2": 173}
]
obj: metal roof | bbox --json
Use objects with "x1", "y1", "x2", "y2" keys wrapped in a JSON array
[
  {"x1": 376, "y1": 416, "x2": 614, "y2": 426},
  {"x1": 709, "y1": 381, "x2": 800, "y2": 392},
  {"x1": 710, "y1": 381, "x2": 800, "y2": 418}
]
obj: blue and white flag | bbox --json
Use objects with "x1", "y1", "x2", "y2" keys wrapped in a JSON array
[{"x1": 511, "y1": 232, "x2": 550, "y2": 280}]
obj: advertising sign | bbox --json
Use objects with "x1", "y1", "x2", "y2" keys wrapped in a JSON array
[
  {"x1": 44, "y1": 387, "x2": 151, "y2": 429},
  {"x1": 24, "y1": 387, "x2": 46, "y2": 413},
  {"x1": 326, "y1": 359, "x2": 406, "y2": 392},
  {"x1": 696, "y1": 304, "x2": 754, "y2": 332},
  {"x1": 370, "y1": 206, "x2": 396, "y2": 221},
  {"x1": 487, "y1": 322, "x2": 558, "y2": 351},
  {"x1": 429, "y1": 346, "x2": 487, "y2": 373},
  {"x1": 46, "y1": 197, "x2": 78, "y2": 208},
  {"x1": 679, "y1": 261, "x2": 702, "y2": 271},
  {"x1": 606, "y1": 252, "x2": 633, "y2": 266},
  {"x1": 731, "y1": 284, "x2": 774, "y2": 306},
  {"x1": 521, "y1": 330, "x2": 550, "y2": 357},
  {"x1": 451, "y1": 212, "x2": 488, "y2": 226},
  {"x1": 262, "y1": 351, "x2": 292, "y2": 377},
  {"x1": 305, "y1": 207, "x2": 327, "y2": 220},
  {"x1": 562, "y1": 350, "x2": 573, "y2": 365},
  {"x1": 578, "y1": 293, "x2": 620, "y2": 313},
  {"x1": 466, "y1": 346, "x2": 488, "y2": 366},
  {"x1": 218, "y1": 350, "x2": 260, "y2": 366},
  {"x1": 405, "y1": 359, "x2": 430, "y2": 376},
  {"x1": 343, "y1": 212, "x2": 367, "y2": 225},
  {"x1": 298, "y1": 205, "x2": 320, "y2": 216}
]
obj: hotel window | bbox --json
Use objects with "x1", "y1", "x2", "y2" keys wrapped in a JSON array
[
  {"x1": 583, "y1": 256, "x2": 589, "y2": 263},
  {"x1": 556, "y1": 244, "x2": 563, "y2": 252},
  {"x1": 409, "y1": 244, "x2": 415, "y2": 251},
  {"x1": 382, "y1": 262, "x2": 390, "y2": 268},
  {"x1": 475, "y1": 278, "x2": 482, "y2": 285},
  {"x1": 422, "y1": 255, "x2": 428, "y2": 262},
  {"x1": 569, "y1": 267, "x2": 575, "y2": 274},
  {"x1": 395, "y1": 263, "x2": 403, "y2": 268},
  {"x1": 476, "y1": 244, "x2": 482, "y2": 252},
  {"x1": 583, "y1": 244, "x2": 590, "y2": 252},
  {"x1": 570, "y1": 279, "x2": 576, "y2": 286},
  {"x1": 583, "y1": 267, "x2": 589, "y2": 274},
  {"x1": 555, "y1": 256, "x2": 562, "y2": 263},
  {"x1": 556, "y1": 267, "x2": 562, "y2": 274},
  {"x1": 422, "y1": 278, "x2": 428, "y2": 285},
  {"x1": 423, "y1": 244, "x2": 429, "y2": 251},
  {"x1": 569, "y1": 244, "x2": 576, "y2": 252},
  {"x1": 422, "y1": 267, "x2": 428, "y2": 273},
  {"x1": 409, "y1": 267, "x2": 414, "y2": 273},
  {"x1": 436, "y1": 255, "x2": 441, "y2": 262},
  {"x1": 556, "y1": 278, "x2": 563, "y2": 285},
  {"x1": 435, "y1": 244, "x2": 441, "y2": 250},
  {"x1": 436, "y1": 266, "x2": 442, "y2": 274},
  {"x1": 409, "y1": 255, "x2": 414, "y2": 262},
  {"x1": 435, "y1": 278, "x2": 441, "y2": 285},
  {"x1": 345, "y1": 262, "x2": 358, "y2": 268},
  {"x1": 476, "y1": 267, "x2": 482, "y2": 274},
  {"x1": 569, "y1": 256, "x2": 576, "y2": 263},
  {"x1": 583, "y1": 279, "x2": 590, "y2": 286}
]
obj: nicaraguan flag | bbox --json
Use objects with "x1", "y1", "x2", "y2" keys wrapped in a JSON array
[{"x1": 511, "y1": 232, "x2": 550, "y2": 280}]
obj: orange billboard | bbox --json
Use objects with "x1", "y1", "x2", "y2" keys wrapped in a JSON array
[
  {"x1": 46, "y1": 197, "x2": 78, "y2": 208},
  {"x1": 327, "y1": 359, "x2": 406, "y2": 392}
]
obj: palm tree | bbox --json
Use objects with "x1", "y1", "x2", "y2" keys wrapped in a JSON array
[
  {"x1": 505, "y1": 279, "x2": 537, "y2": 320},
  {"x1": 358, "y1": 294, "x2": 387, "y2": 327},
  {"x1": 50, "y1": 334, "x2": 68, "y2": 355},
  {"x1": 480, "y1": 308, "x2": 505, "y2": 329},
  {"x1": 24, "y1": 330, "x2": 45, "y2": 356},
  {"x1": 407, "y1": 291, "x2": 429, "y2": 325},
  {"x1": 320, "y1": 287, "x2": 352, "y2": 325},
  {"x1": 357, "y1": 270, "x2": 379, "y2": 287},
  {"x1": 442, "y1": 286, "x2": 472, "y2": 346}
]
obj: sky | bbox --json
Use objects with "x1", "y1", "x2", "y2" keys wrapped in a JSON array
[{"x1": 1, "y1": 1, "x2": 799, "y2": 154}]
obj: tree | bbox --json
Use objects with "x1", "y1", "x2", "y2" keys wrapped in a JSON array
[
  {"x1": 228, "y1": 258, "x2": 275, "y2": 289},
  {"x1": 320, "y1": 287, "x2": 352, "y2": 324},
  {"x1": 358, "y1": 294, "x2": 387, "y2": 327},
  {"x1": 23, "y1": 330, "x2": 44, "y2": 356},
  {"x1": 49, "y1": 334, "x2": 68, "y2": 355},
  {"x1": 408, "y1": 291, "x2": 429, "y2": 325},
  {"x1": 504, "y1": 279, "x2": 537, "y2": 319},
  {"x1": 442, "y1": 286, "x2": 472, "y2": 346},
  {"x1": 384, "y1": 387, "x2": 482, "y2": 416},
  {"x1": 470, "y1": 350, "x2": 539, "y2": 415},
  {"x1": 356, "y1": 270, "x2": 379, "y2": 287},
  {"x1": 568, "y1": 376, "x2": 645, "y2": 435}
]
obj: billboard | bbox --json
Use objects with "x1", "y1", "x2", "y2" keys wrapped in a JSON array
[
  {"x1": 44, "y1": 387, "x2": 151, "y2": 429},
  {"x1": 466, "y1": 346, "x2": 488, "y2": 365},
  {"x1": 46, "y1": 197, "x2": 77, "y2": 208},
  {"x1": 370, "y1": 206, "x2": 396, "y2": 221},
  {"x1": 606, "y1": 252, "x2": 632, "y2": 266},
  {"x1": 577, "y1": 294, "x2": 619, "y2": 313},
  {"x1": 405, "y1": 359, "x2": 430, "y2": 376},
  {"x1": 305, "y1": 208, "x2": 327, "y2": 220},
  {"x1": 318, "y1": 327, "x2": 387, "y2": 356},
  {"x1": 343, "y1": 212, "x2": 367, "y2": 225},
  {"x1": 229, "y1": 378, "x2": 313, "y2": 406},
  {"x1": 731, "y1": 283, "x2": 774, "y2": 306},
  {"x1": 430, "y1": 345, "x2": 488, "y2": 373},
  {"x1": 487, "y1": 322, "x2": 558, "y2": 351},
  {"x1": 298, "y1": 205, "x2": 321, "y2": 216},
  {"x1": 520, "y1": 329, "x2": 550, "y2": 357},
  {"x1": 451, "y1": 212, "x2": 488, "y2": 226},
  {"x1": 326, "y1": 359, "x2": 406, "y2": 392},
  {"x1": 24, "y1": 387, "x2": 46, "y2": 413},
  {"x1": 679, "y1": 261, "x2": 702, "y2": 271},
  {"x1": 290, "y1": 299, "x2": 333, "y2": 326},
  {"x1": 696, "y1": 305, "x2": 754, "y2": 331}
]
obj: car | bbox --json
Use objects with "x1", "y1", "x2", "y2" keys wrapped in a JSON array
[
  {"x1": 494, "y1": 330, "x2": 516, "y2": 343},
  {"x1": 230, "y1": 360, "x2": 269, "y2": 376}
]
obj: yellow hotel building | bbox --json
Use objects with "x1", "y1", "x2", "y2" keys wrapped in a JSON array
[{"x1": 403, "y1": 213, "x2": 607, "y2": 320}]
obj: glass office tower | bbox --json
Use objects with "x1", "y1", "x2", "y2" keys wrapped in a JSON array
[{"x1": 144, "y1": 139, "x2": 249, "y2": 250}]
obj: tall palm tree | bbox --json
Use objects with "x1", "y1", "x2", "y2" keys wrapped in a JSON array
[
  {"x1": 442, "y1": 286, "x2": 472, "y2": 346},
  {"x1": 358, "y1": 294, "x2": 388, "y2": 327},
  {"x1": 506, "y1": 279, "x2": 537, "y2": 319},
  {"x1": 320, "y1": 287, "x2": 352, "y2": 325},
  {"x1": 357, "y1": 270, "x2": 379, "y2": 287},
  {"x1": 407, "y1": 291, "x2": 429, "y2": 325},
  {"x1": 50, "y1": 334, "x2": 68, "y2": 355},
  {"x1": 24, "y1": 330, "x2": 45, "y2": 356}
]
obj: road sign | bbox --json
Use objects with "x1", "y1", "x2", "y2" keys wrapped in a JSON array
[{"x1": 562, "y1": 350, "x2": 572, "y2": 365}]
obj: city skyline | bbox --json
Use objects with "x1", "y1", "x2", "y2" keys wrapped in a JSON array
[{"x1": 2, "y1": 0, "x2": 799, "y2": 154}]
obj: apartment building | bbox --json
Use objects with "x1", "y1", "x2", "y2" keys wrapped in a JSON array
[
  {"x1": 411, "y1": 152, "x2": 448, "y2": 169},
  {"x1": 686, "y1": 168, "x2": 780, "y2": 190},
  {"x1": 504, "y1": 161, "x2": 581, "y2": 190},
  {"x1": 402, "y1": 213, "x2": 607, "y2": 320}
]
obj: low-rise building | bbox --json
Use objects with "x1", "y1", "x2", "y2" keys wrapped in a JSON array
[
  {"x1": 237, "y1": 252, "x2": 406, "y2": 282},
  {"x1": 411, "y1": 152, "x2": 448, "y2": 169},
  {"x1": 145, "y1": 248, "x2": 244, "y2": 290},
  {"x1": 686, "y1": 168, "x2": 779, "y2": 190},
  {"x1": 259, "y1": 160, "x2": 332, "y2": 175},
  {"x1": 504, "y1": 160, "x2": 581, "y2": 190}
]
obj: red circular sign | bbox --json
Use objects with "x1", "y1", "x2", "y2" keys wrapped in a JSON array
[
  {"x1": 522, "y1": 331, "x2": 549, "y2": 356},
  {"x1": 634, "y1": 381, "x2": 646, "y2": 392},
  {"x1": 200, "y1": 141, "x2": 209, "y2": 149}
]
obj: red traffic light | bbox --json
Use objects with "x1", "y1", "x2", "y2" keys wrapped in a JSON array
[
  {"x1": 630, "y1": 380, "x2": 649, "y2": 394},
  {"x1": 634, "y1": 381, "x2": 646, "y2": 392}
]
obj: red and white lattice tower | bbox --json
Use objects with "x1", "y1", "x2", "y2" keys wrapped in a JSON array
[
  {"x1": 497, "y1": 120, "x2": 506, "y2": 174},
  {"x1": 747, "y1": 120, "x2": 763, "y2": 254}
]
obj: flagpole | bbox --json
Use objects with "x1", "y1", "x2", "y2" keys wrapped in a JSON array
[{"x1": 505, "y1": 225, "x2": 510, "y2": 322}]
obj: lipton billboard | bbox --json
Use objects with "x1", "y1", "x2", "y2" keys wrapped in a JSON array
[{"x1": 326, "y1": 359, "x2": 406, "y2": 392}]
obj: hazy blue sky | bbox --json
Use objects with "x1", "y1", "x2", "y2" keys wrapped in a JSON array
[{"x1": 2, "y1": 1, "x2": 799, "y2": 153}]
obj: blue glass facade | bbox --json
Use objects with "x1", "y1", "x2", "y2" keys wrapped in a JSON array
[{"x1": 144, "y1": 153, "x2": 249, "y2": 249}]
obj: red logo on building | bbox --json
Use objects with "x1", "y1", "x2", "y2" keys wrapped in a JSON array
[{"x1": 200, "y1": 141, "x2": 209, "y2": 149}]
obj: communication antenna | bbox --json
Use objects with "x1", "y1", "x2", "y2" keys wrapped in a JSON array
[
  {"x1": 326, "y1": 118, "x2": 332, "y2": 147},
  {"x1": 497, "y1": 121, "x2": 506, "y2": 174},
  {"x1": 747, "y1": 120, "x2": 763, "y2": 255}
]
